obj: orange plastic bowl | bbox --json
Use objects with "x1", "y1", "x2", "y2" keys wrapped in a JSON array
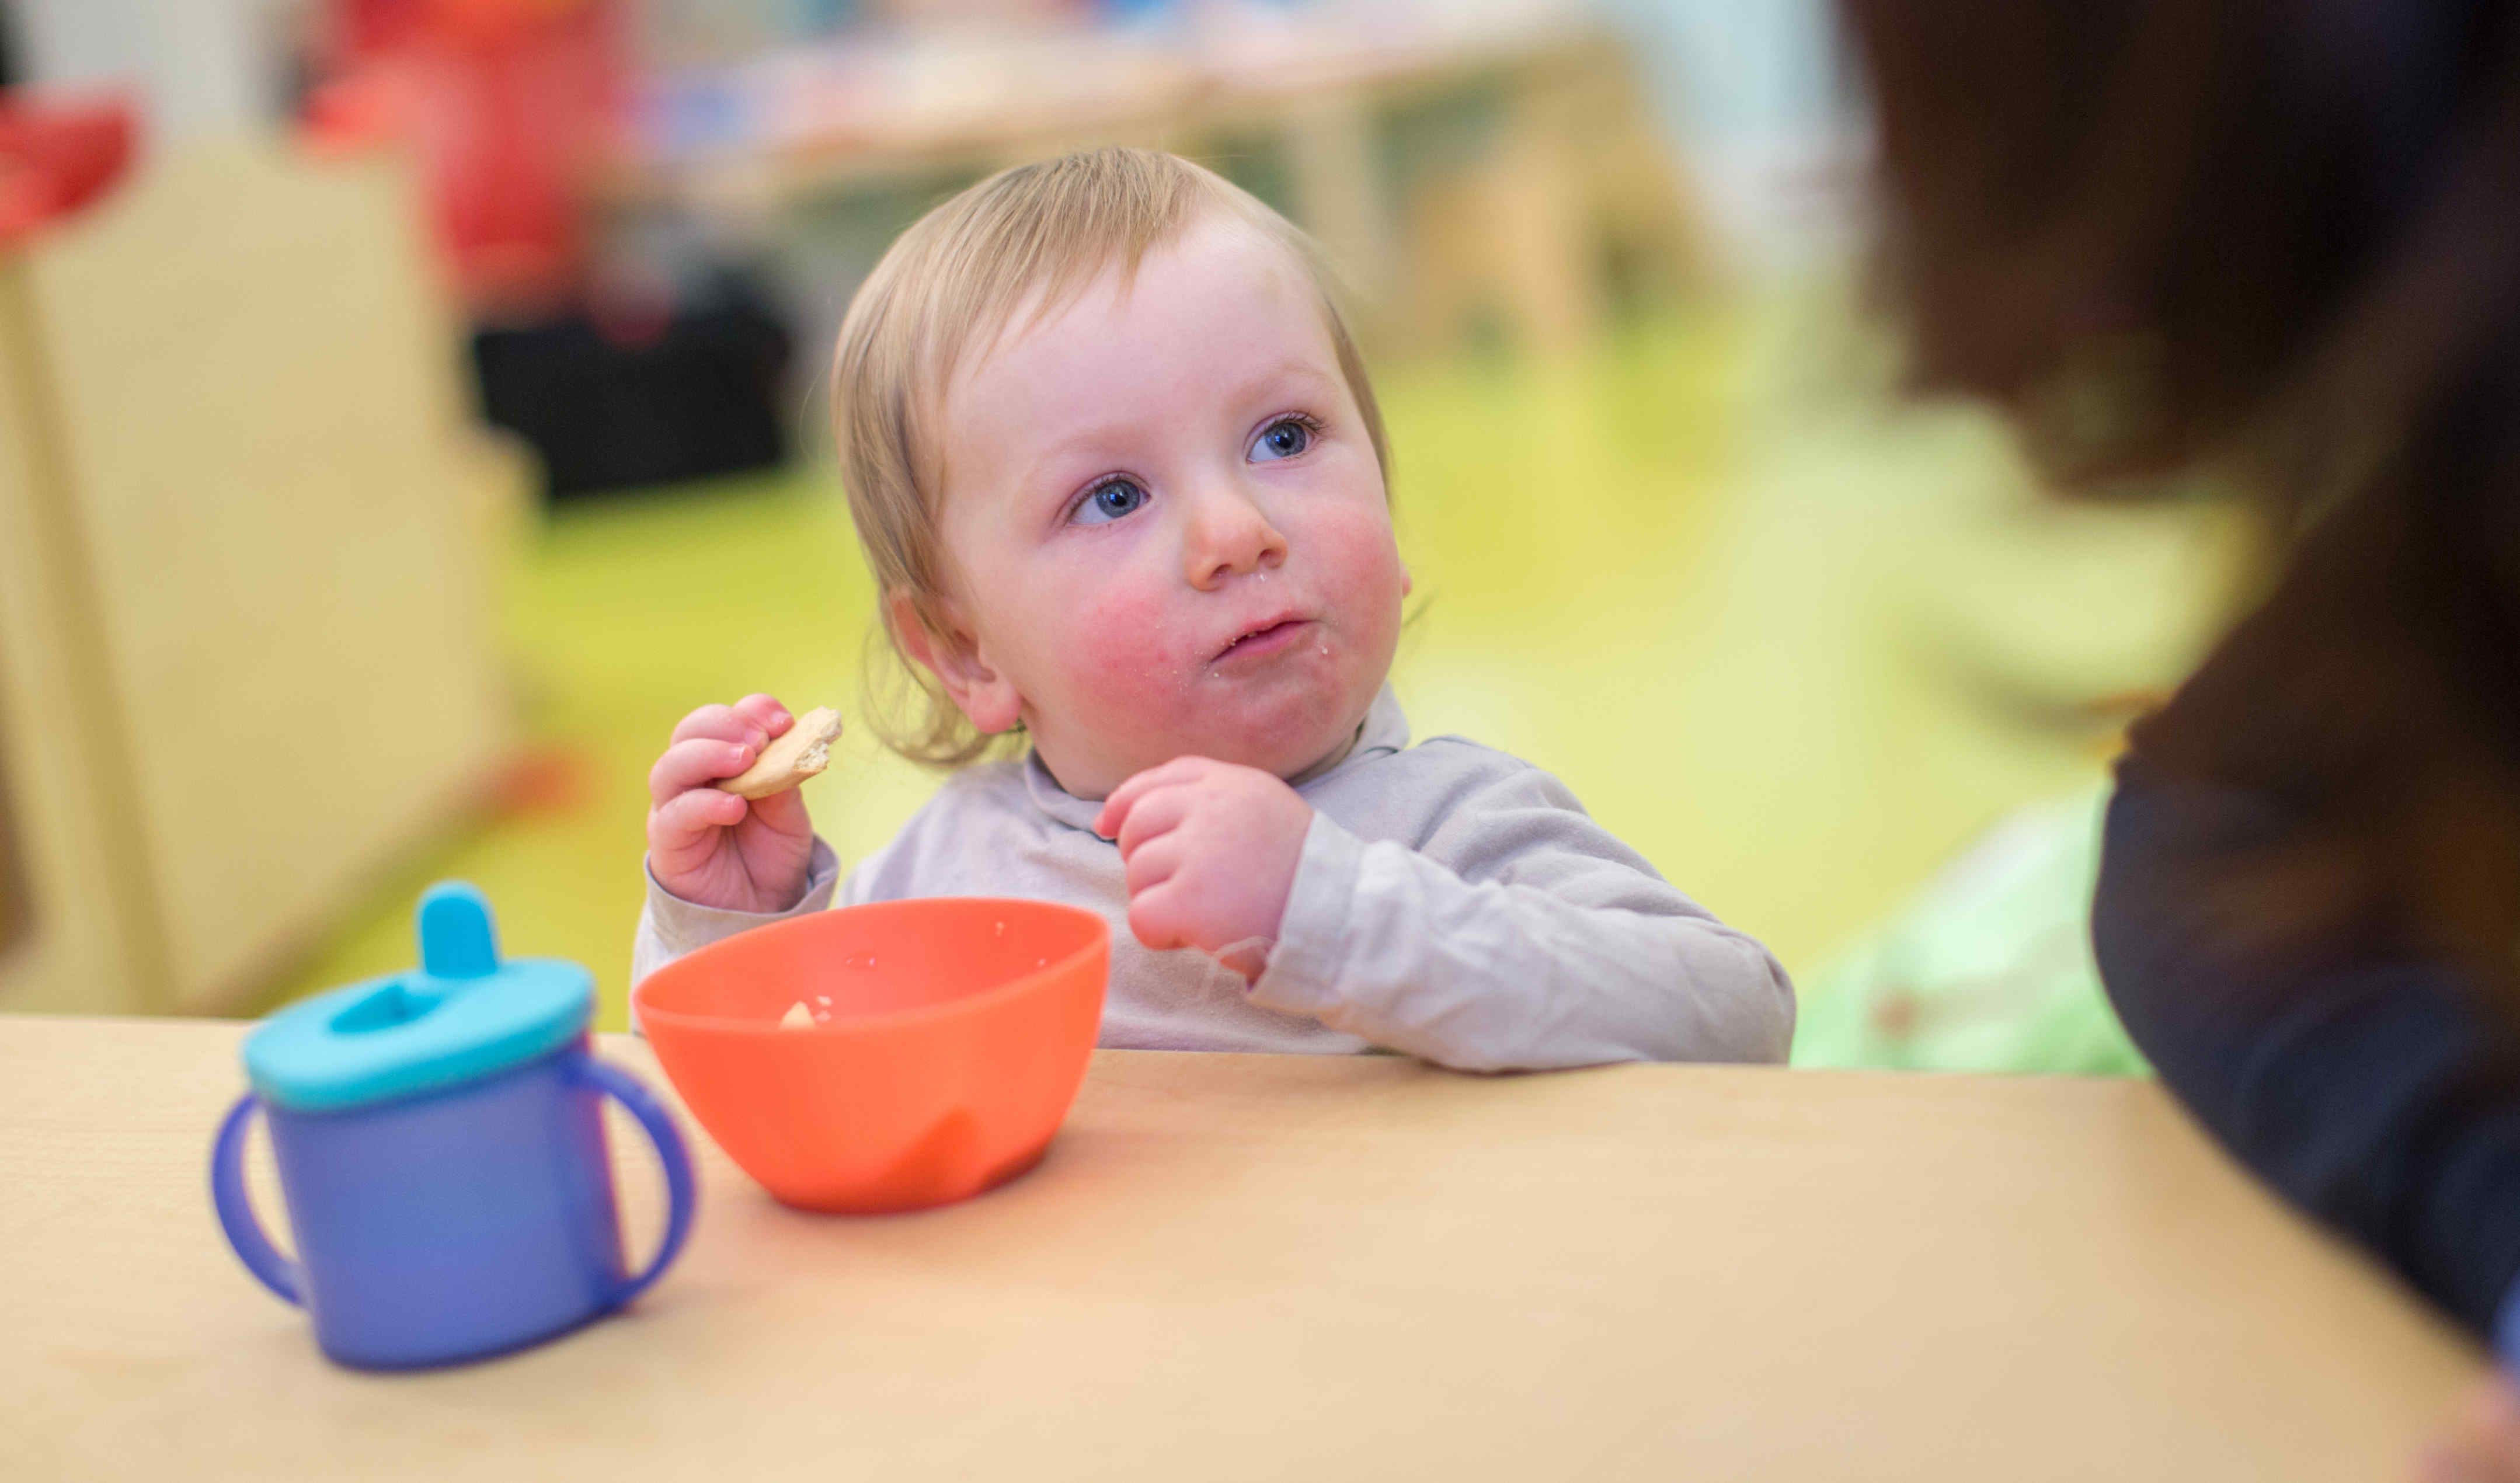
[{"x1": 630, "y1": 898, "x2": 1108, "y2": 1213}]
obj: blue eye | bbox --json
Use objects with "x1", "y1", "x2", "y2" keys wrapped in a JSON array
[
  {"x1": 1072, "y1": 476, "x2": 1149, "y2": 526},
  {"x1": 1250, "y1": 416, "x2": 1314, "y2": 463}
]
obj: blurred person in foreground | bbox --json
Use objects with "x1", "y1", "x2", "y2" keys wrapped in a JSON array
[{"x1": 1840, "y1": 0, "x2": 2520, "y2": 1472}]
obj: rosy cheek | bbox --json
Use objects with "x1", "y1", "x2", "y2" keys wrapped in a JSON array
[
  {"x1": 1311, "y1": 507, "x2": 1404, "y2": 607},
  {"x1": 1060, "y1": 582, "x2": 1184, "y2": 705}
]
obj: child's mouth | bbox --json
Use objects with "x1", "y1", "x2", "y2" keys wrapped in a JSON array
[{"x1": 1214, "y1": 617, "x2": 1313, "y2": 664}]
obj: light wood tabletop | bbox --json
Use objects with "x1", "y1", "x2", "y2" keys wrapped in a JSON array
[{"x1": 1, "y1": 1014, "x2": 2483, "y2": 1480}]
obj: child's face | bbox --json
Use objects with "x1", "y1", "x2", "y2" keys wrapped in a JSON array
[{"x1": 918, "y1": 215, "x2": 1407, "y2": 799}]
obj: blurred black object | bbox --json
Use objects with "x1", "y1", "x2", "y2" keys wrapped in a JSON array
[
  {"x1": 0, "y1": 1, "x2": 20, "y2": 89},
  {"x1": 471, "y1": 278, "x2": 793, "y2": 499}
]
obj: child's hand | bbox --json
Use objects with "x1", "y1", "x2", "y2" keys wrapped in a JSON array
[
  {"x1": 646, "y1": 694, "x2": 817, "y2": 914},
  {"x1": 1094, "y1": 757, "x2": 1311, "y2": 979}
]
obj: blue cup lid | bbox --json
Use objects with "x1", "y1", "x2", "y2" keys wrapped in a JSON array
[{"x1": 243, "y1": 883, "x2": 594, "y2": 1113}]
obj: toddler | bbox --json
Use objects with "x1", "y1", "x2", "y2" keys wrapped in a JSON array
[{"x1": 632, "y1": 149, "x2": 1792, "y2": 1071}]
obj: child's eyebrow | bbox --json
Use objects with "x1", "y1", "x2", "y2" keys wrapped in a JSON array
[
  {"x1": 1018, "y1": 422, "x2": 1147, "y2": 495},
  {"x1": 1226, "y1": 358, "x2": 1339, "y2": 410}
]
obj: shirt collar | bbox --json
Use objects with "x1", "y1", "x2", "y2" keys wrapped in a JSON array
[{"x1": 1021, "y1": 684, "x2": 1410, "y2": 833}]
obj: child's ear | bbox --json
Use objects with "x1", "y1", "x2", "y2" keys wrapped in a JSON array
[{"x1": 887, "y1": 590, "x2": 1024, "y2": 735}]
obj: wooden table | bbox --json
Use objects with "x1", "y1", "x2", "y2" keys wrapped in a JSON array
[{"x1": 2, "y1": 1015, "x2": 2481, "y2": 1479}]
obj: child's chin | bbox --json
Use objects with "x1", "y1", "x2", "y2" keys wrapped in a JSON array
[{"x1": 1191, "y1": 695, "x2": 1368, "y2": 777}]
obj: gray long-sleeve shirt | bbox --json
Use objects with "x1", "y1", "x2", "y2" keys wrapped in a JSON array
[{"x1": 633, "y1": 688, "x2": 1793, "y2": 1071}]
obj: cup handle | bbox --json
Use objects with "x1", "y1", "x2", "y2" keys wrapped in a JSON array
[
  {"x1": 209, "y1": 1094, "x2": 304, "y2": 1306},
  {"x1": 571, "y1": 1057, "x2": 697, "y2": 1309}
]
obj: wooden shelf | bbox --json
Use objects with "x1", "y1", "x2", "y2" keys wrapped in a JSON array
[{"x1": 0, "y1": 141, "x2": 516, "y2": 1016}]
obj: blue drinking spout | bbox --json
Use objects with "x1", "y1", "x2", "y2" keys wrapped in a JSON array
[{"x1": 412, "y1": 882, "x2": 502, "y2": 1008}]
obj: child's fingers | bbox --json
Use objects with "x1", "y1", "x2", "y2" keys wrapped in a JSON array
[
  {"x1": 1125, "y1": 885, "x2": 1190, "y2": 952},
  {"x1": 1113, "y1": 785, "x2": 1197, "y2": 858},
  {"x1": 743, "y1": 780, "x2": 813, "y2": 839},
  {"x1": 1120, "y1": 835, "x2": 1184, "y2": 896},
  {"x1": 1095, "y1": 756, "x2": 1214, "y2": 838},
  {"x1": 648, "y1": 786, "x2": 748, "y2": 857},
  {"x1": 1096, "y1": 756, "x2": 1210, "y2": 833},
  {"x1": 730, "y1": 693, "x2": 793, "y2": 736},
  {"x1": 650, "y1": 736, "x2": 757, "y2": 804},
  {"x1": 671, "y1": 703, "x2": 765, "y2": 750}
]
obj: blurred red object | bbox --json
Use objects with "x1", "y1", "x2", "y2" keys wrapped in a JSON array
[
  {"x1": 308, "y1": 0, "x2": 624, "y2": 315},
  {"x1": 0, "y1": 96, "x2": 138, "y2": 249}
]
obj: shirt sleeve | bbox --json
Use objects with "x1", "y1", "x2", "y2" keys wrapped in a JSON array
[
  {"x1": 629, "y1": 836, "x2": 842, "y2": 993},
  {"x1": 1247, "y1": 757, "x2": 1794, "y2": 1071},
  {"x1": 2094, "y1": 754, "x2": 2520, "y2": 1339}
]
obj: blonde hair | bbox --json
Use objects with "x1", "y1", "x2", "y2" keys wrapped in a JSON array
[{"x1": 831, "y1": 147, "x2": 1390, "y2": 768}]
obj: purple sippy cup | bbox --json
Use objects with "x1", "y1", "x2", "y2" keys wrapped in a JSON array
[{"x1": 208, "y1": 882, "x2": 696, "y2": 1369}]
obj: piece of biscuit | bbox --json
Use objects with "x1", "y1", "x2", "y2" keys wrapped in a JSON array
[
  {"x1": 720, "y1": 706, "x2": 844, "y2": 800},
  {"x1": 778, "y1": 1001, "x2": 815, "y2": 1031}
]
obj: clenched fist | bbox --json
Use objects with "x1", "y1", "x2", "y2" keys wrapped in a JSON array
[{"x1": 1092, "y1": 757, "x2": 1313, "y2": 980}]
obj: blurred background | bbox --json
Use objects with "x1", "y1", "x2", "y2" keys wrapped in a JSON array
[{"x1": 0, "y1": 0, "x2": 2256, "y2": 1072}]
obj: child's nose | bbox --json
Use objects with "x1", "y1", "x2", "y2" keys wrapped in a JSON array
[{"x1": 1182, "y1": 488, "x2": 1288, "y2": 590}]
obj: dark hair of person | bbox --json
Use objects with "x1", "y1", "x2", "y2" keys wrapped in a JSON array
[
  {"x1": 1841, "y1": 0, "x2": 2520, "y2": 509},
  {"x1": 1842, "y1": 0, "x2": 2520, "y2": 1002}
]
